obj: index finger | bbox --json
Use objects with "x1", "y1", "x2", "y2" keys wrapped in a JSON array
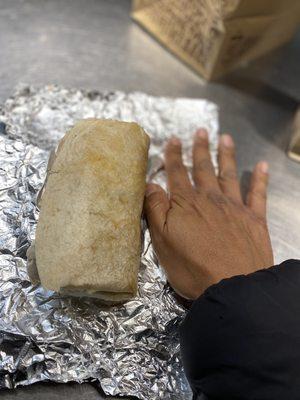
[{"x1": 165, "y1": 137, "x2": 192, "y2": 193}]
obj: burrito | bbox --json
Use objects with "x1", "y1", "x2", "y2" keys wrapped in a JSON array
[{"x1": 28, "y1": 119, "x2": 150, "y2": 303}]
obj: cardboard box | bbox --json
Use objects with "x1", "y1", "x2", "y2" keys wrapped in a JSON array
[
  {"x1": 288, "y1": 107, "x2": 300, "y2": 163},
  {"x1": 132, "y1": 0, "x2": 300, "y2": 80}
]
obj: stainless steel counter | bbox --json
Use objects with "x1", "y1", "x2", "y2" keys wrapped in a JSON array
[{"x1": 0, "y1": 0, "x2": 299, "y2": 399}]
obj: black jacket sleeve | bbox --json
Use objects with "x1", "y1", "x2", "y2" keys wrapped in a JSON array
[{"x1": 180, "y1": 260, "x2": 300, "y2": 400}]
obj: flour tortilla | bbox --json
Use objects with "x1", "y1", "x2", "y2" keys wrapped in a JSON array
[{"x1": 29, "y1": 119, "x2": 149, "y2": 303}]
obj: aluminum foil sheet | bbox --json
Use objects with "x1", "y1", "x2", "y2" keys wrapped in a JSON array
[{"x1": 0, "y1": 85, "x2": 219, "y2": 399}]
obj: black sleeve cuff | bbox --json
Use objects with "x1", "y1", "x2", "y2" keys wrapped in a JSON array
[{"x1": 180, "y1": 260, "x2": 300, "y2": 400}]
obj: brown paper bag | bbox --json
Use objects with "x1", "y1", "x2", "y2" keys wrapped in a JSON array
[{"x1": 132, "y1": 0, "x2": 300, "y2": 80}]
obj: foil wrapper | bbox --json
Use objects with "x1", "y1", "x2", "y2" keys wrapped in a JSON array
[{"x1": 0, "y1": 85, "x2": 219, "y2": 399}]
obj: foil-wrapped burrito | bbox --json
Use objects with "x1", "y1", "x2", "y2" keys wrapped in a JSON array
[
  {"x1": 28, "y1": 119, "x2": 150, "y2": 303},
  {"x1": 0, "y1": 85, "x2": 219, "y2": 399}
]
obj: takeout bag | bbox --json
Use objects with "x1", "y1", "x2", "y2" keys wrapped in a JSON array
[{"x1": 132, "y1": 0, "x2": 300, "y2": 80}]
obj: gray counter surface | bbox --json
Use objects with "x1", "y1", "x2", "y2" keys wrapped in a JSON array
[{"x1": 0, "y1": 0, "x2": 299, "y2": 399}]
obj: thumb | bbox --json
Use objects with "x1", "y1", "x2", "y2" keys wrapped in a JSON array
[{"x1": 144, "y1": 183, "x2": 170, "y2": 233}]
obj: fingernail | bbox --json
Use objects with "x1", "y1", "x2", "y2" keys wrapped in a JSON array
[
  {"x1": 258, "y1": 161, "x2": 269, "y2": 174},
  {"x1": 169, "y1": 136, "x2": 181, "y2": 146},
  {"x1": 195, "y1": 128, "x2": 208, "y2": 140},
  {"x1": 220, "y1": 134, "x2": 234, "y2": 148},
  {"x1": 145, "y1": 184, "x2": 159, "y2": 197}
]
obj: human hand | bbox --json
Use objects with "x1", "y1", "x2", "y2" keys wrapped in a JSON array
[{"x1": 144, "y1": 130, "x2": 274, "y2": 300}]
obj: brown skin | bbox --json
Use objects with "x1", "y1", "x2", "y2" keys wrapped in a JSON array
[{"x1": 144, "y1": 129, "x2": 274, "y2": 300}]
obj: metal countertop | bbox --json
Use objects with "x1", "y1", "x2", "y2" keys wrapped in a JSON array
[{"x1": 0, "y1": 1, "x2": 299, "y2": 399}]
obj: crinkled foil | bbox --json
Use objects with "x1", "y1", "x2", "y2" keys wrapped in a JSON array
[{"x1": 0, "y1": 85, "x2": 219, "y2": 399}]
